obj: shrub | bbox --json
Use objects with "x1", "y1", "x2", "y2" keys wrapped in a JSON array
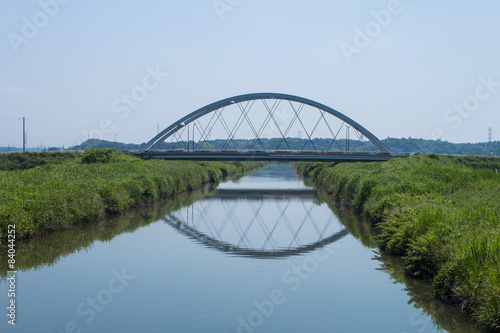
[
  {"x1": 433, "y1": 262, "x2": 461, "y2": 300},
  {"x1": 81, "y1": 148, "x2": 118, "y2": 164}
]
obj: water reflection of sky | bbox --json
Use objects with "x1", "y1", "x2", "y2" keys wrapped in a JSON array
[{"x1": 219, "y1": 163, "x2": 311, "y2": 190}]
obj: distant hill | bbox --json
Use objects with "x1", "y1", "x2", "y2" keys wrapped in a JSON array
[
  {"x1": 65, "y1": 138, "x2": 499, "y2": 156},
  {"x1": 383, "y1": 138, "x2": 499, "y2": 156},
  {"x1": 68, "y1": 139, "x2": 142, "y2": 151}
]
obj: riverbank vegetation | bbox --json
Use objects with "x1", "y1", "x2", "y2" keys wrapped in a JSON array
[
  {"x1": 0, "y1": 149, "x2": 264, "y2": 240},
  {"x1": 297, "y1": 154, "x2": 500, "y2": 330},
  {"x1": 0, "y1": 151, "x2": 81, "y2": 171}
]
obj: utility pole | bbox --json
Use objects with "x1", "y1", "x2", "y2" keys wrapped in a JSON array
[{"x1": 22, "y1": 117, "x2": 26, "y2": 152}]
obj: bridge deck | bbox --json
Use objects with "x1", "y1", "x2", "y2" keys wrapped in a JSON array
[{"x1": 135, "y1": 151, "x2": 395, "y2": 162}]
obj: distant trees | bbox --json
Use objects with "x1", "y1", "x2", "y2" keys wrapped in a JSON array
[{"x1": 67, "y1": 138, "x2": 499, "y2": 156}]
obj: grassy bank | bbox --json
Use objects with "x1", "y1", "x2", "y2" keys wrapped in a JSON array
[
  {"x1": 0, "y1": 149, "x2": 264, "y2": 240},
  {"x1": 296, "y1": 154, "x2": 500, "y2": 330}
]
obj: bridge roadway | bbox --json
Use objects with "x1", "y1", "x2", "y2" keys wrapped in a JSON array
[{"x1": 134, "y1": 150, "x2": 396, "y2": 162}]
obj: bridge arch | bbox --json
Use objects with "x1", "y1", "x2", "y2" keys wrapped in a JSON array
[
  {"x1": 162, "y1": 187, "x2": 350, "y2": 259},
  {"x1": 164, "y1": 214, "x2": 348, "y2": 259},
  {"x1": 142, "y1": 93, "x2": 392, "y2": 154}
]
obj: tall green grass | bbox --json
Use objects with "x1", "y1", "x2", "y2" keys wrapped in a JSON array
[
  {"x1": 297, "y1": 155, "x2": 500, "y2": 329},
  {"x1": 0, "y1": 151, "x2": 81, "y2": 170},
  {"x1": 0, "y1": 150, "x2": 263, "y2": 240}
]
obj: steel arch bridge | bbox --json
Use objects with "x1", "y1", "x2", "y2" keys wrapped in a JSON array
[{"x1": 138, "y1": 93, "x2": 394, "y2": 162}]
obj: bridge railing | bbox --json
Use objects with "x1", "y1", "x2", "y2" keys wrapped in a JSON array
[{"x1": 134, "y1": 149, "x2": 398, "y2": 156}]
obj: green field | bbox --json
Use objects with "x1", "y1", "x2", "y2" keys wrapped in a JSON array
[
  {"x1": 297, "y1": 154, "x2": 500, "y2": 330},
  {"x1": 0, "y1": 149, "x2": 264, "y2": 240}
]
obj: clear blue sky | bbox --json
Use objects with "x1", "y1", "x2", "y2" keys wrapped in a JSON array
[{"x1": 1, "y1": 0, "x2": 499, "y2": 147}]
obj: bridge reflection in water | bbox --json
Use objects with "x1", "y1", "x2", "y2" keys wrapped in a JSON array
[{"x1": 163, "y1": 188, "x2": 348, "y2": 259}]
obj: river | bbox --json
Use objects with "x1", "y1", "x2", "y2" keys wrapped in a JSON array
[{"x1": 0, "y1": 163, "x2": 486, "y2": 332}]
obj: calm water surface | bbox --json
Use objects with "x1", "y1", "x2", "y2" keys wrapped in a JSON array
[{"x1": 0, "y1": 164, "x2": 485, "y2": 332}]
